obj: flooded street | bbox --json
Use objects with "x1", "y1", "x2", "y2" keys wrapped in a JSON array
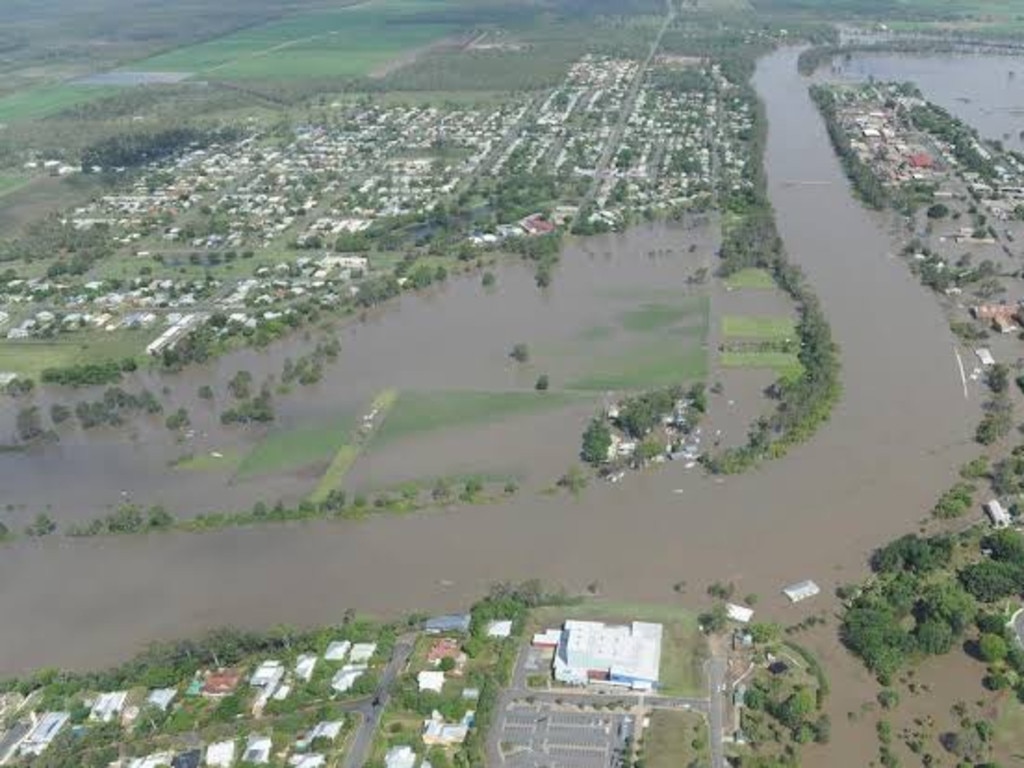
[{"x1": 0, "y1": 48, "x2": 977, "y2": 677}]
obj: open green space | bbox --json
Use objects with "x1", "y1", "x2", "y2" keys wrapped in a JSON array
[
  {"x1": 531, "y1": 601, "x2": 707, "y2": 697},
  {"x1": 723, "y1": 267, "x2": 775, "y2": 290},
  {"x1": 237, "y1": 411, "x2": 355, "y2": 479},
  {"x1": 644, "y1": 710, "x2": 710, "y2": 768},
  {"x1": 567, "y1": 332, "x2": 707, "y2": 391},
  {"x1": 132, "y1": 0, "x2": 459, "y2": 80},
  {"x1": 0, "y1": 331, "x2": 150, "y2": 378},
  {"x1": 721, "y1": 350, "x2": 803, "y2": 379},
  {"x1": 995, "y1": 699, "x2": 1024, "y2": 757},
  {"x1": 0, "y1": 85, "x2": 116, "y2": 123},
  {"x1": 0, "y1": 176, "x2": 31, "y2": 199},
  {"x1": 722, "y1": 315, "x2": 796, "y2": 340},
  {"x1": 371, "y1": 389, "x2": 588, "y2": 447}
]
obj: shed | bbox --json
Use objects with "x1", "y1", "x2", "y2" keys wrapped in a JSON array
[
  {"x1": 986, "y1": 499, "x2": 1012, "y2": 528},
  {"x1": 976, "y1": 348, "x2": 996, "y2": 367},
  {"x1": 782, "y1": 580, "x2": 821, "y2": 604},
  {"x1": 726, "y1": 604, "x2": 754, "y2": 624}
]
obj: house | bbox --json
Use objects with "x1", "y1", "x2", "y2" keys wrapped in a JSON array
[
  {"x1": 418, "y1": 671, "x2": 446, "y2": 693},
  {"x1": 243, "y1": 734, "x2": 272, "y2": 765},
  {"x1": 520, "y1": 213, "x2": 556, "y2": 236},
  {"x1": 128, "y1": 752, "x2": 174, "y2": 768},
  {"x1": 348, "y1": 643, "x2": 377, "y2": 663},
  {"x1": 552, "y1": 620, "x2": 663, "y2": 690},
  {"x1": 427, "y1": 638, "x2": 464, "y2": 666},
  {"x1": 18, "y1": 712, "x2": 70, "y2": 757},
  {"x1": 146, "y1": 688, "x2": 177, "y2": 712},
  {"x1": 908, "y1": 152, "x2": 934, "y2": 169},
  {"x1": 976, "y1": 347, "x2": 996, "y2": 368},
  {"x1": 288, "y1": 755, "x2": 325, "y2": 768},
  {"x1": 986, "y1": 499, "x2": 1012, "y2": 528},
  {"x1": 532, "y1": 629, "x2": 562, "y2": 648},
  {"x1": 726, "y1": 604, "x2": 754, "y2": 624},
  {"x1": 324, "y1": 640, "x2": 351, "y2": 661},
  {"x1": 90, "y1": 691, "x2": 128, "y2": 723},
  {"x1": 202, "y1": 669, "x2": 243, "y2": 698},
  {"x1": 486, "y1": 620, "x2": 513, "y2": 639},
  {"x1": 972, "y1": 304, "x2": 1019, "y2": 334},
  {"x1": 205, "y1": 740, "x2": 236, "y2": 768},
  {"x1": 424, "y1": 614, "x2": 471, "y2": 634},
  {"x1": 384, "y1": 745, "x2": 418, "y2": 768},
  {"x1": 297, "y1": 720, "x2": 344, "y2": 749},
  {"x1": 422, "y1": 710, "x2": 474, "y2": 746},
  {"x1": 331, "y1": 665, "x2": 367, "y2": 693},
  {"x1": 782, "y1": 580, "x2": 821, "y2": 604},
  {"x1": 295, "y1": 654, "x2": 317, "y2": 682}
]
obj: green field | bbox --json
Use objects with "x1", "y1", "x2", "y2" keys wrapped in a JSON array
[
  {"x1": 0, "y1": 85, "x2": 116, "y2": 123},
  {"x1": 721, "y1": 350, "x2": 803, "y2": 378},
  {"x1": 132, "y1": 0, "x2": 458, "y2": 80},
  {"x1": 0, "y1": 175, "x2": 30, "y2": 198},
  {"x1": 371, "y1": 389, "x2": 587, "y2": 447},
  {"x1": 723, "y1": 267, "x2": 775, "y2": 290},
  {"x1": 237, "y1": 412, "x2": 355, "y2": 479},
  {"x1": 568, "y1": 339, "x2": 707, "y2": 391},
  {"x1": 531, "y1": 601, "x2": 707, "y2": 697},
  {"x1": 0, "y1": 331, "x2": 151, "y2": 378},
  {"x1": 645, "y1": 710, "x2": 710, "y2": 768},
  {"x1": 722, "y1": 315, "x2": 796, "y2": 340}
]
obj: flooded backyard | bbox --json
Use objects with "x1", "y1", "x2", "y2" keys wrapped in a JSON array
[{"x1": 0, "y1": 48, "x2": 980, "y2": 682}]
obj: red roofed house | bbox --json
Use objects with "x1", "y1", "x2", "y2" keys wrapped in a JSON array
[
  {"x1": 202, "y1": 668, "x2": 243, "y2": 698},
  {"x1": 520, "y1": 213, "x2": 556, "y2": 237},
  {"x1": 908, "y1": 152, "x2": 934, "y2": 169}
]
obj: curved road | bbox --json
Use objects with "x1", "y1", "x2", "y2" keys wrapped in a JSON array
[{"x1": 0, "y1": 48, "x2": 977, "y2": 675}]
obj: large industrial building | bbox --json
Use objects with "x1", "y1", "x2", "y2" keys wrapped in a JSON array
[{"x1": 552, "y1": 620, "x2": 663, "y2": 690}]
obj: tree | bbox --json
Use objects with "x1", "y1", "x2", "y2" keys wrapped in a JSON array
[
  {"x1": 25, "y1": 513, "x2": 56, "y2": 537},
  {"x1": 509, "y1": 343, "x2": 530, "y2": 363},
  {"x1": 581, "y1": 419, "x2": 612, "y2": 465},
  {"x1": 482, "y1": 272, "x2": 496, "y2": 288},
  {"x1": 535, "y1": 374, "x2": 550, "y2": 391},
  {"x1": 699, "y1": 603, "x2": 729, "y2": 634},
  {"x1": 979, "y1": 633, "x2": 1009, "y2": 663},
  {"x1": 927, "y1": 203, "x2": 949, "y2": 219},
  {"x1": 439, "y1": 657, "x2": 456, "y2": 673}
]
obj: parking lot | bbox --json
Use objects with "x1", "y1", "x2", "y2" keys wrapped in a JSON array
[{"x1": 496, "y1": 702, "x2": 633, "y2": 768}]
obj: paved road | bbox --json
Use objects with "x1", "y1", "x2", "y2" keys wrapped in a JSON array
[
  {"x1": 705, "y1": 655, "x2": 727, "y2": 768},
  {"x1": 1011, "y1": 608, "x2": 1024, "y2": 649},
  {"x1": 341, "y1": 633, "x2": 416, "y2": 768}
]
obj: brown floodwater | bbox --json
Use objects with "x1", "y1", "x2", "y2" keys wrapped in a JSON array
[{"x1": 0, "y1": 48, "x2": 978, "y2": 678}]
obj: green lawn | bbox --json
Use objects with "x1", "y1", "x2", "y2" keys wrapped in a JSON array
[
  {"x1": 723, "y1": 267, "x2": 775, "y2": 290},
  {"x1": 237, "y1": 412, "x2": 355, "y2": 479},
  {"x1": 132, "y1": 0, "x2": 458, "y2": 80},
  {"x1": 0, "y1": 85, "x2": 116, "y2": 122},
  {"x1": 721, "y1": 350, "x2": 803, "y2": 379},
  {"x1": 371, "y1": 389, "x2": 588, "y2": 447},
  {"x1": 722, "y1": 315, "x2": 796, "y2": 340},
  {"x1": 531, "y1": 601, "x2": 707, "y2": 697},
  {"x1": 0, "y1": 331, "x2": 151, "y2": 378},
  {"x1": 0, "y1": 175, "x2": 30, "y2": 199},
  {"x1": 567, "y1": 333, "x2": 707, "y2": 391},
  {"x1": 645, "y1": 710, "x2": 710, "y2": 768},
  {"x1": 995, "y1": 698, "x2": 1024, "y2": 758}
]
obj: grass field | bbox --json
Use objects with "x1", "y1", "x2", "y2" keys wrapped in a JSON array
[
  {"x1": 722, "y1": 315, "x2": 796, "y2": 340},
  {"x1": 0, "y1": 331, "x2": 151, "y2": 378},
  {"x1": 995, "y1": 699, "x2": 1024, "y2": 758},
  {"x1": 0, "y1": 84, "x2": 116, "y2": 123},
  {"x1": 371, "y1": 389, "x2": 587, "y2": 447},
  {"x1": 0, "y1": 175, "x2": 31, "y2": 199},
  {"x1": 132, "y1": 0, "x2": 458, "y2": 81},
  {"x1": 531, "y1": 601, "x2": 707, "y2": 697},
  {"x1": 721, "y1": 350, "x2": 803, "y2": 379},
  {"x1": 723, "y1": 267, "x2": 775, "y2": 290},
  {"x1": 644, "y1": 710, "x2": 710, "y2": 768},
  {"x1": 237, "y1": 412, "x2": 355, "y2": 479}
]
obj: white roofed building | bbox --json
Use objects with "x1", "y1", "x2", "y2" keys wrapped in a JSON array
[{"x1": 553, "y1": 620, "x2": 663, "y2": 690}]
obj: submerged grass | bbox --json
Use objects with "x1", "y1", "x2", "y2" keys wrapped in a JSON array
[
  {"x1": 567, "y1": 331, "x2": 707, "y2": 391},
  {"x1": 618, "y1": 297, "x2": 706, "y2": 333},
  {"x1": 371, "y1": 389, "x2": 587, "y2": 447},
  {"x1": 237, "y1": 411, "x2": 354, "y2": 479}
]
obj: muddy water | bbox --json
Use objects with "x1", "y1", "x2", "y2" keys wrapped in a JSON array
[
  {"x1": 0, "y1": 48, "x2": 978, "y2": 676},
  {"x1": 827, "y1": 52, "x2": 1024, "y2": 150},
  {"x1": 0, "y1": 221, "x2": 716, "y2": 526}
]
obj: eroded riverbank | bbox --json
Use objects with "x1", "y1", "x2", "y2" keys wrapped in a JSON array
[{"x1": 0, "y1": 48, "x2": 977, "y2": 678}]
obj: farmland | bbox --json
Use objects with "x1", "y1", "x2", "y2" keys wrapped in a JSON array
[{"x1": 130, "y1": 0, "x2": 463, "y2": 81}]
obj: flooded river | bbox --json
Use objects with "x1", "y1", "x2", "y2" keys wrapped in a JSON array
[{"x1": 0, "y1": 48, "x2": 977, "y2": 676}]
